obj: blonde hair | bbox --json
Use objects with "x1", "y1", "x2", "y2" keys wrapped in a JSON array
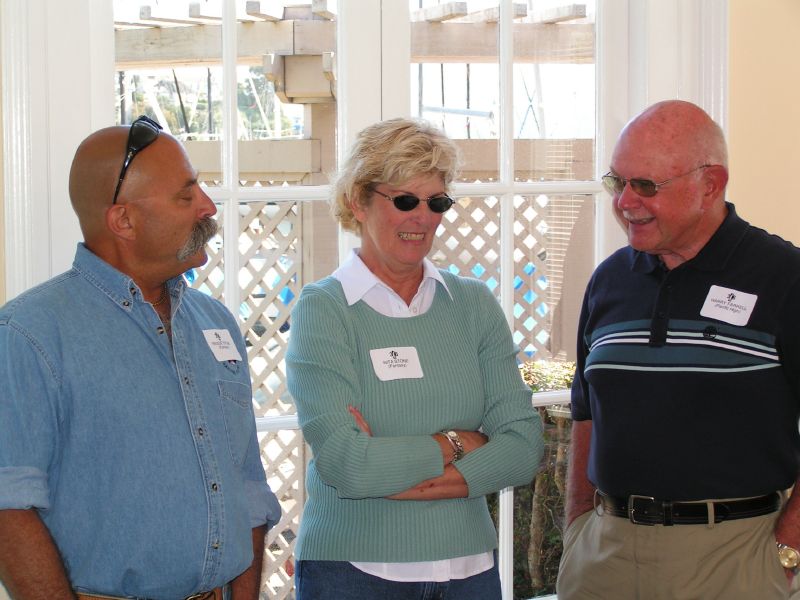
[{"x1": 331, "y1": 118, "x2": 461, "y2": 235}]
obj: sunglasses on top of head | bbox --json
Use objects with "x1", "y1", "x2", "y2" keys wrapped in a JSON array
[
  {"x1": 372, "y1": 189, "x2": 455, "y2": 214},
  {"x1": 601, "y1": 164, "x2": 712, "y2": 198},
  {"x1": 111, "y1": 115, "x2": 163, "y2": 205}
]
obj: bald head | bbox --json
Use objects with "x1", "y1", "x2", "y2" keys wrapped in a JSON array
[
  {"x1": 610, "y1": 100, "x2": 731, "y2": 268},
  {"x1": 618, "y1": 100, "x2": 728, "y2": 171},
  {"x1": 69, "y1": 126, "x2": 130, "y2": 241}
]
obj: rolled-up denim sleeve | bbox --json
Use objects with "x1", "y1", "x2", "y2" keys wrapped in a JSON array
[
  {"x1": 240, "y1": 422, "x2": 281, "y2": 529},
  {"x1": 245, "y1": 479, "x2": 281, "y2": 529},
  {"x1": 0, "y1": 322, "x2": 60, "y2": 510}
]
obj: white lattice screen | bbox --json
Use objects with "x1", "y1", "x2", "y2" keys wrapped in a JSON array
[{"x1": 431, "y1": 194, "x2": 591, "y2": 361}]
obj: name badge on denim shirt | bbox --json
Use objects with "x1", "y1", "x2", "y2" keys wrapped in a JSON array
[
  {"x1": 369, "y1": 346, "x2": 424, "y2": 381},
  {"x1": 700, "y1": 285, "x2": 757, "y2": 326},
  {"x1": 203, "y1": 329, "x2": 243, "y2": 362}
]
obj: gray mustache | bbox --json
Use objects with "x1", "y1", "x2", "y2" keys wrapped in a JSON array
[{"x1": 177, "y1": 217, "x2": 219, "y2": 261}]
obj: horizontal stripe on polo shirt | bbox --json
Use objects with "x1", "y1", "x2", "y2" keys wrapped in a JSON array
[{"x1": 585, "y1": 318, "x2": 780, "y2": 373}]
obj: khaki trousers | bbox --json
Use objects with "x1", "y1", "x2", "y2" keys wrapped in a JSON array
[{"x1": 557, "y1": 508, "x2": 788, "y2": 600}]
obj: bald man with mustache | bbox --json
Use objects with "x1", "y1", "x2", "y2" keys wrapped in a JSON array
[{"x1": 0, "y1": 118, "x2": 280, "y2": 600}]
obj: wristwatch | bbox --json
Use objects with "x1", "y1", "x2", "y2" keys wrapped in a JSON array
[
  {"x1": 441, "y1": 430, "x2": 465, "y2": 462},
  {"x1": 777, "y1": 542, "x2": 800, "y2": 572}
]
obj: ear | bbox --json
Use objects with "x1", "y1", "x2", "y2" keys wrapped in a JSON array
[
  {"x1": 350, "y1": 195, "x2": 368, "y2": 223},
  {"x1": 702, "y1": 164, "x2": 729, "y2": 205},
  {"x1": 105, "y1": 204, "x2": 136, "y2": 241}
]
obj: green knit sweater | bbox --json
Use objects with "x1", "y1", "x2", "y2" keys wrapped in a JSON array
[{"x1": 286, "y1": 272, "x2": 543, "y2": 562}]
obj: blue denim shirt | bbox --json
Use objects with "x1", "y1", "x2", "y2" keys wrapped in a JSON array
[{"x1": 0, "y1": 244, "x2": 280, "y2": 598}]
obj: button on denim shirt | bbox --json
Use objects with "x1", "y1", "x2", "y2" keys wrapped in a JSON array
[{"x1": 0, "y1": 244, "x2": 281, "y2": 598}]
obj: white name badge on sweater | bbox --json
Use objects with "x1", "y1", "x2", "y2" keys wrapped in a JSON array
[
  {"x1": 699, "y1": 285, "x2": 757, "y2": 326},
  {"x1": 203, "y1": 329, "x2": 243, "y2": 362},
  {"x1": 369, "y1": 346, "x2": 424, "y2": 381}
]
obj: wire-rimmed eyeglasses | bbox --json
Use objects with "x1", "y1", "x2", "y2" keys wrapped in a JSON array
[
  {"x1": 111, "y1": 115, "x2": 163, "y2": 205},
  {"x1": 601, "y1": 164, "x2": 712, "y2": 198}
]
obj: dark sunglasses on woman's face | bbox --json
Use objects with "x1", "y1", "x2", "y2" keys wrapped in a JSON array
[
  {"x1": 373, "y1": 189, "x2": 455, "y2": 214},
  {"x1": 111, "y1": 115, "x2": 163, "y2": 205}
]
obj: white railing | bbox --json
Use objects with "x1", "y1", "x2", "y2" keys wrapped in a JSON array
[{"x1": 256, "y1": 389, "x2": 570, "y2": 600}]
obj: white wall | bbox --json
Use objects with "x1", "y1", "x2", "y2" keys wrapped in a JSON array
[
  {"x1": 728, "y1": 0, "x2": 800, "y2": 244},
  {"x1": 2, "y1": 0, "x2": 113, "y2": 301}
]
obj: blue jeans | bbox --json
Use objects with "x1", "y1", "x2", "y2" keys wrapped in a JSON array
[{"x1": 295, "y1": 556, "x2": 502, "y2": 600}]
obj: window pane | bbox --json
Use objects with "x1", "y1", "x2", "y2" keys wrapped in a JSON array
[
  {"x1": 244, "y1": 4, "x2": 337, "y2": 186},
  {"x1": 114, "y1": 1, "x2": 224, "y2": 185},
  {"x1": 513, "y1": 2, "x2": 596, "y2": 183},
  {"x1": 513, "y1": 193, "x2": 593, "y2": 361},
  {"x1": 410, "y1": 0, "x2": 596, "y2": 184},
  {"x1": 410, "y1": 0, "x2": 501, "y2": 183},
  {"x1": 114, "y1": 1, "x2": 337, "y2": 187}
]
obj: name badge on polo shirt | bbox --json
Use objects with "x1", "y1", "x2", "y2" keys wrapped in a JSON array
[
  {"x1": 700, "y1": 285, "x2": 758, "y2": 326},
  {"x1": 369, "y1": 347, "x2": 424, "y2": 381},
  {"x1": 203, "y1": 329, "x2": 243, "y2": 362}
]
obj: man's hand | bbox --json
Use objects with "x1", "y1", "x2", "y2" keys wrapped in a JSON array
[
  {"x1": 565, "y1": 420, "x2": 596, "y2": 527},
  {"x1": 229, "y1": 526, "x2": 266, "y2": 599}
]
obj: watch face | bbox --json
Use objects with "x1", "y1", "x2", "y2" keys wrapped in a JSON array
[{"x1": 779, "y1": 545, "x2": 800, "y2": 569}]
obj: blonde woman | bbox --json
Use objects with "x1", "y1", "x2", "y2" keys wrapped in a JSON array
[{"x1": 287, "y1": 118, "x2": 543, "y2": 599}]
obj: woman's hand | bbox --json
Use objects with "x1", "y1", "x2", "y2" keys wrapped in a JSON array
[{"x1": 348, "y1": 405, "x2": 372, "y2": 436}]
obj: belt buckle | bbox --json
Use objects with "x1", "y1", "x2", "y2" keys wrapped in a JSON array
[{"x1": 628, "y1": 494, "x2": 657, "y2": 525}]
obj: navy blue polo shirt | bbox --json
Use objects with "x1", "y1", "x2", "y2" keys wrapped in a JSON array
[{"x1": 572, "y1": 203, "x2": 800, "y2": 500}]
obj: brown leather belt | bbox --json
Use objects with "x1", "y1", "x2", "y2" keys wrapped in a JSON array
[
  {"x1": 76, "y1": 587, "x2": 223, "y2": 600},
  {"x1": 597, "y1": 490, "x2": 780, "y2": 526}
]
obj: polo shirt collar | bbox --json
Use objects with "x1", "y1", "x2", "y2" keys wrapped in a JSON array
[{"x1": 631, "y1": 202, "x2": 748, "y2": 274}]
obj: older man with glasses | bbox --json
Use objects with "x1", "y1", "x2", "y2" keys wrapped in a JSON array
[
  {"x1": 557, "y1": 100, "x2": 800, "y2": 599},
  {"x1": 0, "y1": 117, "x2": 280, "y2": 599}
]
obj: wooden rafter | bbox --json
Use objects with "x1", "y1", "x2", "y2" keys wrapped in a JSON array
[
  {"x1": 245, "y1": 0, "x2": 283, "y2": 22},
  {"x1": 116, "y1": 21, "x2": 592, "y2": 67},
  {"x1": 530, "y1": 4, "x2": 587, "y2": 24},
  {"x1": 311, "y1": 0, "x2": 336, "y2": 21},
  {"x1": 462, "y1": 3, "x2": 527, "y2": 23},
  {"x1": 411, "y1": 2, "x2": 468, "y2": 23}
]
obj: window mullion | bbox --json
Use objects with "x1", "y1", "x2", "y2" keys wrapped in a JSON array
[
  {"x1": 221, "y1": 0, "x2": 240, "y2": 315},
  {"x1": 497, "y1": 3, "x2": 516, "y2": 599}
]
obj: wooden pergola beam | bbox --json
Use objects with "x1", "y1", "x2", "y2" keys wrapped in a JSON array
[
  {"x1": 312, "y1": 0, "x2": 336, "y2": 21},
  {"x1": 185, "y1": 138, "x2": 593, "y2": 184},
  {"x1": 411, "y1": 2, "x2": 468, "y2": 23},
  {"x1": 530, "y1": 4, "x2": 587, "y2": 24},
  {"x1": 116, "y1": 21, "x2": 593, "y2": 68},
  {"x1": 245, "y1": 0, "x2": 283, "y2": 22},
  {"x1": 411, "y1": 22, "x2": 594, "y2": 64},
  {"x1": 463, "y1": 3, "x2": 528, "y2": 23},
  {"x1": 138, "y1": 5, "x2": 207, "y2": 27}
]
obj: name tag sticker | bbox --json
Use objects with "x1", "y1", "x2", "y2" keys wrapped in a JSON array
[
  {"x1": 369, "y1": 346, "x2": 424, "y2": 381},
  {"x1": 700, "y1": 285, "x2": 757, "y2": 326},
  {"x1": 203, "y1": 329, "x2": 243, "y2": 362}
]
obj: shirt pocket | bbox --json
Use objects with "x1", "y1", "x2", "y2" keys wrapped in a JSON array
[{"x1": 217, "y1": 379, "x2": 255, "y2": 467}]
